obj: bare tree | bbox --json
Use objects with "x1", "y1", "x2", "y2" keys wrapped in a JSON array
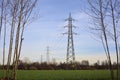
[
  {"x1": 12, "y1": 1, "x2": 37, "y2": 80},
  {"x1": 0, "y1": 0, "x2": 8, "y2": 79},
  {"x1": 0, "y1": 0, "x2": 4, "y2": 38},
  {"x1": 1, "y1": 0, "x2": 5, "y2": 78},
  {"x1": 88, "y1": 0, "x2": 120, "y2": 80},
  {"x1": 0, "y1": 0, "x2": 38, "y2": 80},
  {"x1": 87, "y1": 0, "x2": 114, "y2": 80},
  {"x1": 2, "y1": 2, "x2": 7, "y2": 79},
  {"x1": 109, "y1": 0, "x2": 120, "y2": 80},
  {"x1": 6, "y1": 1, "x2": 19, "y2": 79}
]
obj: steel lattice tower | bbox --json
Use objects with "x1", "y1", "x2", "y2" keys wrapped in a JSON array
[
  {"x1": 64, "y1": 13, "x2": 76, "y2": 63},
  {"x1": 46, "y1": 46, "x2": 50, "y2": 64}
]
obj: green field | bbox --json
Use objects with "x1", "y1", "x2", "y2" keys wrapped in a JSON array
[{"x1": 0, "y1": 70, "x2": 116, "y2": 80}]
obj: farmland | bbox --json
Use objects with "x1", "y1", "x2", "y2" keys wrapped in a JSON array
[{"x1": 0, "y1": 70, "x2": 116, "y2": 80}]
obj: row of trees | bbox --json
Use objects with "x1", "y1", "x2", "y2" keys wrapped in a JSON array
[
  {"x1": 0, "y1": 0, "x2": 38, "y2": 80},
  {"x1": 0, "y1": 60, "x2": 118, "y2": 70},
  {"x1": 87, "y1": 0, "x2": 120, "y2": 80}
]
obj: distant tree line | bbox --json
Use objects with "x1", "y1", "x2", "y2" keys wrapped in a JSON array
[{"x1": 0, "y1": 60, "x2": 118, "y2": 70}]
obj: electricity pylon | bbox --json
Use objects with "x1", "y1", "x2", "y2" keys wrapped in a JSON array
[
  {"x1": 46, "y1": 46, "x2": 50, "y2": 64},
  {"x1": 63, "y1": 13, "x2": 76, "y2": 63},
  {"x1": 40, "y1": 54, "x2": 43, "y2": 64}
]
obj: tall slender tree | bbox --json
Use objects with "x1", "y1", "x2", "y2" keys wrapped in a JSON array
[
  {"x1": 0, "y1": 0, "x2": 4, "y2": 38},
  {"x1": 109, "y1": 0, "x2": 120, "y2": 80}
]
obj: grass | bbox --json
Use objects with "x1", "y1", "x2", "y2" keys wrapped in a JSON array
[{"x1": 0, "y1": 70, "x2": 114, "y2": 80}]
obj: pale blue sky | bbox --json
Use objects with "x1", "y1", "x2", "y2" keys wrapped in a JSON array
[{"x1": 0, "y1": 0, "x2": 116, "y2": 64}]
